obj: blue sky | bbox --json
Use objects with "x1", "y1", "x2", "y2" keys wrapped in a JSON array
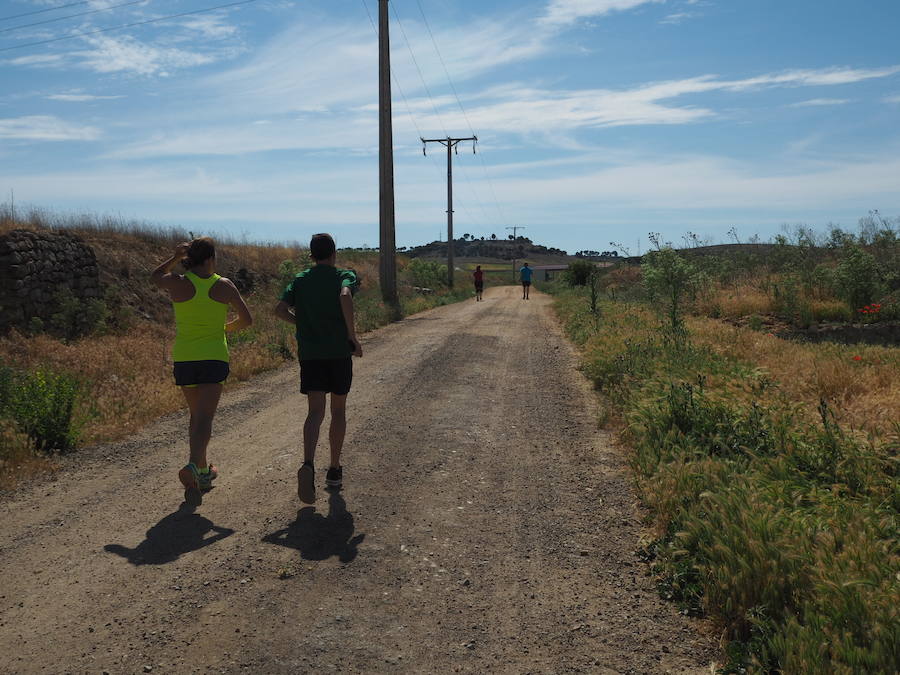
[{"x1": 1, "y1": 0, "x2": 899, "y2": 253}]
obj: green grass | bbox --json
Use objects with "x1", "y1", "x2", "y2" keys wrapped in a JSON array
[{"x1": 547, "y1": 284, "x2": 900, "y2": 674}]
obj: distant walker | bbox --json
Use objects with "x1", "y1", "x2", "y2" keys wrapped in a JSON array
[
  {"x1": 520, "y1": 262, "x2": 533, "y2": 300},
  {"x1": 473, "y1": 265, "x2": 484, "y2": 302}
]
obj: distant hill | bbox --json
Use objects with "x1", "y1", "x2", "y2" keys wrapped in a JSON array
[{"x1": 402, "y1": 236, "x2": 620, "y2": 264}]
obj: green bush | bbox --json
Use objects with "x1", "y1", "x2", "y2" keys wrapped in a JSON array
[
  {"x1": 44, "y1": 287, "x2": 111, "y2": 340},
  {"x1": 642, "y1": 248, "x2": 703, "y2": 334},
  {"x1": 277, "y1": 252, "x2": 313, "y2": 289},
  {"x1": 836, "y1": 246, "x2": 881, "y2": 311},
  {"x1": 406, "y1": 258, "x2": 448, "y2": 289},
  {"x1": 564, "y1": 260, "x2": 596, "y2": 286},
  {"x1": 0, "y1": 367, "x2": 88, "y2": 453}
]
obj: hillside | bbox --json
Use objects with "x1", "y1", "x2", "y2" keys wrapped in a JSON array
[{"x1": 404, "y1": 236, "x2": 572, "y2": 263}]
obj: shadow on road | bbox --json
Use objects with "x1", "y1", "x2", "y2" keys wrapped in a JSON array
[
  {"x1": 263, "y1": 490, "x2": 364, "y2": 564},
  {"x1": 103, "y1": 503, "x2": 235, "y2": 565}
]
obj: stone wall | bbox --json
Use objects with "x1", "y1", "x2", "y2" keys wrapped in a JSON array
[{"x1": 0, "y1": 229, "x2": 101, "y2": 333}]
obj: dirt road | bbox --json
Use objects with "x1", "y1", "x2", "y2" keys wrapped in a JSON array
[{"x1": 0, "y1": 286, "x2": 714, "y2": 674}]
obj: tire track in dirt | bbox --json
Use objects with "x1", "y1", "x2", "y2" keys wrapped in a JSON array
[{"x1": 0, "y1": 286, "x2": 715, "y2": 674}]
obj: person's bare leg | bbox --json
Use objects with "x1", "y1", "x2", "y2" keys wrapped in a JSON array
[
  {"x1": 303, "y1": 392, "x2": 327, "y2": 464},
  {"x1": 328, "y1": 394, "x2": 348, "y2": 468},
  {"x1": 181, "y1": 384, "x2": 223, "y2": 469}
]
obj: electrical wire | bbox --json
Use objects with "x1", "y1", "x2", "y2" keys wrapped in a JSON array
[
  {"x1": 1, "y1": 0, "x2": 149, "y2": 35},
  {"x1": 0, "y1": 1, "x2": 91, "y2": 23},
  {"x1": 389, "y1": 1, "x2": 498, "y2": 229},
  {"x1": 414, "y1": 0, "x2": 509, "y2": 229},
  {"x1": 362, "y1": 0, "x2": 485, "y2": 231},
  {"x1": 0, "y1": 0, "x2": 258, "y2": 53}
]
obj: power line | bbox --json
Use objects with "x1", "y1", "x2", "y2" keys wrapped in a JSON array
[
  {"x1": 414, "y1": 0, "x2": 509, "y2": 229},
  {"x1": 1, "y1": 0, "x2": 148, "y2": 35},
  {"x1": 389, "y1": 1, "x2": 497, "y2": 229},
  {"x1": 0, "y1": 0, "x2": 258, "y2": 53},
  {"x1": 0, "y1": 1, "x2": 91, "y2": 23},
  {"x1": 360, "y1": 0, "x2": 482, "y2": 230}
]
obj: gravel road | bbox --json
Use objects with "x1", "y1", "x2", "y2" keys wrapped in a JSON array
[{"x1": 0, "y1": 285, "x2": 715, "y2": 674}]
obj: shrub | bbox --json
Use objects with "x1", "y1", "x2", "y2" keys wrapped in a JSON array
[
  {"x1": 44, "y1": 287, "x2": 111, "y2": 340},
  {"x1": 564, "y1": 260, "x2": 596, "y2": 286},
  {"x1": 642, "y1": 248, "x2": 702, "y2": 334},
  {"x1": 836, "y1": 246, "x2": 881, "y2": 311},
  {"x1": 0, "y1": 367, "x2": 88, "y2": 453},
  {"x1": 406, "y1": 258, "x2": 447, "y2": 289}
]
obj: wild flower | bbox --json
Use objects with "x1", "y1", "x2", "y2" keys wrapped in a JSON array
[{"x1": 852, "y1": 355, "x2": 862, "y2": 361}]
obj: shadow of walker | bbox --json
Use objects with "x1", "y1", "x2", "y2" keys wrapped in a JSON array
[
  {"x1": 103, "y1": 503, "x2": 235, "y2": 565},
  {"x1": 262, "y1": 490, "x2": 364, "y2": 564}
]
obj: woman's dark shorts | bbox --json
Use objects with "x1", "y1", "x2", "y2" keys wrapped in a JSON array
[
  {"x1": 474, "y1": 281, "x2": 484, "y2": 291},
  {"x1": 521, "y1": 280, "x2": 532, "y2": 287},
  {"x1": 173, "y1": 360, "x2": 230, "y2": 387},
  {"x1": 300, "y1": 357, "x2": 353, "y2": 395}
]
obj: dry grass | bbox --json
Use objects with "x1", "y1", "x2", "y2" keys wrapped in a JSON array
[
  {"x1": 550, "y1": 285, "x2": 899, "y2": 672},
  {"x1": 0, "y1": 421, "x2": 57, "y2": 491},
  {"x1": 688, "y1": 317, "x2": 900, "y2": 437},
  {"x1": 698, "y1": 283, "x2": 773, "y2": 318}
]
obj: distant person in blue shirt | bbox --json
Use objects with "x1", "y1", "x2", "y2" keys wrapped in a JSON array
[{"x1": 520, "y1": 262, "x2": 533, "y2": 300}]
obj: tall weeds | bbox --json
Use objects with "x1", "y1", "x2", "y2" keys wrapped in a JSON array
[{"x1": 550, "y1": 285, "x2": 899, "y2": 673}]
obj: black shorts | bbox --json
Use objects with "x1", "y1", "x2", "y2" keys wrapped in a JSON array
[
  {"x1": 474, "y1": 282, "x2": 484, "y2": 291},
  {"x1": 300, "y1": 357, "x2": 353, "y2": 395},
  {"x1": 173, "y1": 360, "x2": 229, "y2": 387},
  {"x1": 522, "y1": 280, "x2": 532, "y2": 287}
]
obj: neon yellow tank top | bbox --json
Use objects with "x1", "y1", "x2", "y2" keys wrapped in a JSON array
[{"x1": 172, "y1": 272, "x2": 229, "y2": 363}]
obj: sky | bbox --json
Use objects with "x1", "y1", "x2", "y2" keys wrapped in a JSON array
[{"x1": 1, "y1": 0, "x2": 899, "y2": 254}]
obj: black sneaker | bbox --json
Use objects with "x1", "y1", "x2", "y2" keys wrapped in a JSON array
[
  {"x1": 298, "y1": 461, "x2": 316, "y2": 504},
  {"x1": 325, "y1": 466, "x2": 343, "y2": 489}
]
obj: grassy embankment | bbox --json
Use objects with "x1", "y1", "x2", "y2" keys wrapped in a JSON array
[
  {"x1": 546, "y1": 268, "x2": 898, "y2": 673},
  {"x1": 0, "y1": 209, "x2": 471, "y2": 488}
]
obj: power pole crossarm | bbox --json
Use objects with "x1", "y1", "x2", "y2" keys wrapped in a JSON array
[{"x1": 421, "y1": 135, "x2": 477, "y2": 288}]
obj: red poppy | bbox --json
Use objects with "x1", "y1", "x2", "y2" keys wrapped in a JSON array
[{"x1": 852, "y1": 355, "x2": 862, "y2": 361}]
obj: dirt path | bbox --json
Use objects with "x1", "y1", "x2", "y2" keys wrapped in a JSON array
[{"x1": 0, "y1": 286, "x2": 715, "y2": 674}]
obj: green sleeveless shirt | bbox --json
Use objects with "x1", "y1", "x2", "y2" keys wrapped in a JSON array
[{"x1": 172, "y1": 272, "x2": 229, "y2": 363}]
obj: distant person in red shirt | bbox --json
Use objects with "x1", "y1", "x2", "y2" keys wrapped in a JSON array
[{"x1": 473, "y1": 265, "x2": 484, "y2": 302}]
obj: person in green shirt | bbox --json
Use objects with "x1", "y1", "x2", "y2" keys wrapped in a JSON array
[{"x1": 274, "y1": 233, "x2": 362, "y2": 504}]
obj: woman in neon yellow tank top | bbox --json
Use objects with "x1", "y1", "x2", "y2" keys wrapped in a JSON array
[{"x1": 151, "y1": 238, "x2": 252, "y2": 507}]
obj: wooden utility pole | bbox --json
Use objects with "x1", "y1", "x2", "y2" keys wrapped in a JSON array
[
  {"x1": 378, "y1": 0, "x2": 398, "y2": 309},
  {"x1": 507, "y1": 226, "x2": 525, "y2": 280},
  {"x1": 421, "y1": 135, "x2": 477, "y2": 287}
]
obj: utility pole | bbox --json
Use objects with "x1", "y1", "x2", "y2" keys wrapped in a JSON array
[
  {"x1": 507, "y1": 226, "x2": 525, "y2": 281},
  {"x1": 506, "y1": 225, "x2": 525, "y2": 240},
  {"x1": 378, "y1": 0, "x2": 398, "y2": 310},
  {"x1": 421, "y1": 135, "x2": 477, "y2": 287}
]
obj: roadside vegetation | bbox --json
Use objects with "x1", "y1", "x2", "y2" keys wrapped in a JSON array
[
  {"x1": 0, "y1": 207, "x2": 470, "y2": 489},
  {"x1": 548, "y1": 216, "x2": 899, "y2": 673}
]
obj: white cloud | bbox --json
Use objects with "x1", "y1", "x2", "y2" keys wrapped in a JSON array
[
  {"x1": 46, "y1": 93, "x2": 124, "y2": 102},
  {"x1": 539, "y1": 0, "x2": 665, "y2": 27},
  {"x1": 721, "y1": 65, "x2": 900, "y2": 90},
  {"x1": 4, "y1": 54, "x2": 65, "y2": 67},
  {"x1": 202, "y1": 16, "x2": 546, "y2": 116},
  {"x1": 0, "y1": 115, "x2": 100, "y2": 141},
  {"x1": 110, "y1": 62, "x2": 900, "y2": 159},
  {"x1": 178, "y1": 14, "x2": 239, "y2": 39},
  {"x1": 885, "y1": 94, "x2": 900, "y2": 104},
  {"x1": 660, "y1": 12, "x2": 695, "y2": 24},
  {"x1": 789, "y1": 98, "x2": 850, "y2": 107},
  {"x1": 73, "y1": 35, "x2": 217, "y2": 76}
]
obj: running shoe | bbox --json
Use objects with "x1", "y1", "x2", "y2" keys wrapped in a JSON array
[
  {"x1": 298, "y1": 461, "x2": 316, "y2": 504},
  {"x1": 178, "y1": 463, "x2": 202, "y2": 507},
  {"x1": 325, "y1": 466, "x2": 343, "y2": 489},
  {"x1": 198, "y1": 464, "x2": 219, "y2": 491}
]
